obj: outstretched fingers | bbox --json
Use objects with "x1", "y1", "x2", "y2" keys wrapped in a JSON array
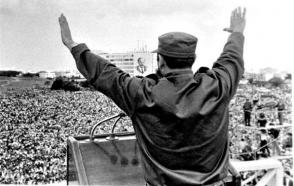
[
  {"x1": 58, "y1": 13, "x2": 75, "y2": 48},
  {"x1": 59, "y1": 14, "x2": 68, "y2": 25},
  {"x1": 238, "y1": 7, "x2": 242, "y2": 16},
  {"x1": 242, "y1": 8, "x2": 247, "y2": 18},
  {"x1": 237, "y1": 7, "x2": 246, "y2": 19},
  {"x1": 232, "y1": 8, "x2": 236, "y2": 19},
  {"x1": 225, "y1": 7, "x2": 246, "y2": 33}
]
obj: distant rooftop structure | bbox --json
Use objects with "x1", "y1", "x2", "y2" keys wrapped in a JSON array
[
  {"x1": 244, "y1": 72, "x2": 266, "y2": 81},
  {"x1": 38, "y1": 71, "x2": 55, "y2": 79},
  {"x1": 92, "y1": 50, "x2": 108, "y2": 55},
  {"x1": 259, "y1": 67, "x2": 278, "y2": 74}
]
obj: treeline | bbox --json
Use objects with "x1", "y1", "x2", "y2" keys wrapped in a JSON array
[
  {"x1": 51, "y1": 77, "x2": 80, "y2": 91},
  {"x1": 0, "y1": 71, "x2": 39, "y2": 77},
  {"x1": 0, "y1": 71, "x2": 22, "y2": 77},
  {"x1": 22, "y1": 73, "x2": 39, "y2": 77},
  {"x1": 50, "y1": 77, "x2": 95, "y2": 91}
]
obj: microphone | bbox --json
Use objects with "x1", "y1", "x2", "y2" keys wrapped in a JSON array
[
  {"x1": 106, "y1": 113, "x2": 127, "y2": 141},
  {"x1": 90, "y1": 112, "x2": 127, "y2": 141}
]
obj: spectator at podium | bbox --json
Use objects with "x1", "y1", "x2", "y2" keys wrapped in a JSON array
[
  {"x1": 268, "y1": 128, "x2": 281, "y2": 156},
  {"x1": 275, "y1": 99, "x2": 286, "y2": 125},
  {"x1": 243, "y1": 98, "x2": 253, "y2": 126},
  {"x1": 283, "y1": 132, "x2": 292, "y2": 150},
  {"x1": 256, "y1": 113, "x2": 267, "y2": 127},
  {"x1": 259, "y1": 130, "x2": 270, "y2": 158}
]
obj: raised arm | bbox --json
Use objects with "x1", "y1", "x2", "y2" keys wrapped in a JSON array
[
  {"x1": 58, "y1": 14, "x2": 78, "y2": 50},
  {"x1": 212, "y1": 7, "x2": 246, "y2": 98},
  {"x1": 223, "y1": 7, "x2": 246, "y2": 34},
  {"x1": 58, "y1": 14, "x2": 141, "y2": 116}
]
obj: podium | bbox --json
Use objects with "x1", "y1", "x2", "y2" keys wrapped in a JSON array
[
  {"x1": 67, "y1": 113, "x2": 240, "y2": 186},
  {"x1": 67, "y1": 114, "x2": 145, "y2": 185},
  {"x1": 67, "y1": 133, "x2": 145, "y2": 185}
]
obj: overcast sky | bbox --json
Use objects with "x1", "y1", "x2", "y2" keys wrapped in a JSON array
[{"x1": 0, "y1": 0, "x2": 293, "y2": 73}]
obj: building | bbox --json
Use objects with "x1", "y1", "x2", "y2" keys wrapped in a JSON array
[
  {"x1": 244, "y1": 72, "x2": 266, "y2": 81},
  {"x1": 38, "y1": 71, "x2": 55, "y2": 78},
  {"x1": 54, "y1": 71, "x2": 67, "y2": 77},
  {"x1": 98, "y1": 52, "x2": 155, "y2": 77},
  {"x1": 100, "y1": 53, "x2": 136, "y2": 76},
  {"x1": 54, "y1": 70, "x2": 83, "y2": 78}
]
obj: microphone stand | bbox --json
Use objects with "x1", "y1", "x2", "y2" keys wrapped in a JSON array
[{"x1": 90, "y1": 113, "x2": 127, "y2": 141}]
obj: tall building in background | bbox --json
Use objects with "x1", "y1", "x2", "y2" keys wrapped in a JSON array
[{"x1": 95, "y1": 51, "x2": 155, "y2": 77}]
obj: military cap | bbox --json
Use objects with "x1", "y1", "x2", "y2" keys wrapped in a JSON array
[{"x1": 153, "y1": 32, "x2": 197, "y2": 58}]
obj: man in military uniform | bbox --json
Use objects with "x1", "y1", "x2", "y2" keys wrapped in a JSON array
[{"x1": 59, "y1": 7, "x2": 246, "y2": 186}]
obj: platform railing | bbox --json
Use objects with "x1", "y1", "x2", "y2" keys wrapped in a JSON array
[
  {"x1": 69, "y1": 113, "x2": 290, "y2": 185},
  {"x1": 231, "y1": 159, "x2": 284, "y2": 186},
  {"x1": 284, "y1": 172, "x2": 293, "y2": 186}
]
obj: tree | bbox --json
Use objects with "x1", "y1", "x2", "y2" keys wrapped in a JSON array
[
  {"x1": 268, "y1": 77, "x2": 284, "y2": 87},
  {"x1": 51, "y1": 77, "x2": 64, "y2": 90},
  {"x1": 0, "y1": 70, "x2": 22, "y2": 77},
  {"x1": 248, "y1": 78, "x2": 254, "y2": 84},
  {"x1": 51, "y1": 77, "x2": 80, "y2": 91},
  {"x1": 285, "y1": 73, "x2": 292, "y2": 80},
  {"x1": 22, "y1": 72, "x2": 38, "y2": 77}
]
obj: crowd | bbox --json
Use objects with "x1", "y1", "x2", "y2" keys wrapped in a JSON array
[
  {"x1": 0, "y1": 83, "x2": 292, "y2": 184},
  {"x1": 0, "y1": 88, "x2": 132, "y2": 184},
  {"x1": 229, "y1": 84, "x2": 292, "y2": 158},
  {"x1": 228, "y1": 84, "x2": 292, "y2": 185}
]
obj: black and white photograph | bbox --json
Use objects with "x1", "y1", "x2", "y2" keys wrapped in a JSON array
[{"x1": 0, "y1": 0, "x2": 293, "y2": 185}]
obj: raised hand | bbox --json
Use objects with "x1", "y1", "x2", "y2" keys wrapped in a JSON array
[
  {"x1": 224, "y1": 7, "x2": 246, "y2": 33},
  {"x1": 58, "y1": 14, "x2": 77, "y2": 49}
]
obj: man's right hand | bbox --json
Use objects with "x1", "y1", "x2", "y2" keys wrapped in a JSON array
[
  {"x1": 58, "y1": 14, "x2": 78, "y2": 50},
  {"x1": 224, "y1": 7, "x2": 246, "y2": 33}
]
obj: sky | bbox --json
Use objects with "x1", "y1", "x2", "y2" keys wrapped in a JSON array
[{"x1": 0, "y1": 0, "x2": 293, "y2": 73}]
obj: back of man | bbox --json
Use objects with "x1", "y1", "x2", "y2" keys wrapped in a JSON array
[
  {"x1": 133, "y1": 68, "x2": 233, "y2": 185},
  {"x1": 59, "y1": 6, "x2": 246, "y2": 186}
]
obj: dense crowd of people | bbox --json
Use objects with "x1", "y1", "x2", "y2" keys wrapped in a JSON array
[
  {"x1": 228, "y1": 84, "x2": 292, "y2": 185},
  {"x1": 0, "y1": 83, "x2": 292, "y2": 184},
  {"x1": 229, "y1": 84, "x2": 292, "y2": 158},
  {"x1": 0, "y1": 88, "x2": 133, "y2": 184}
]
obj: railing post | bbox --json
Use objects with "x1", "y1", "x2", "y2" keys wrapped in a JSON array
[
  {"x1": 260, "y1": 166, "x2": 283, "y2": 186},
  {"x1": 274, "y1": 166, "x2": 284, "y2": 186},
  {"x1": 232, "y1": 159, "x2": 284, "y2": 186}
]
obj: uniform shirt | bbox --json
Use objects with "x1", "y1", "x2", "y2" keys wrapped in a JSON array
[
  {"x1": 243, "y1": 101, "x2": 252, "y2": 112},
  {"x1": 71, "y1": 32, "x2": 244, "y2": 185},
  {"x1": 257, "y1": 118, "x2": 267, "y2": 127}
]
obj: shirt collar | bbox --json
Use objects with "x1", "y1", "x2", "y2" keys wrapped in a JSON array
[{"x1": 164, "y1": 68, "x2": 193, "y2": 78}]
